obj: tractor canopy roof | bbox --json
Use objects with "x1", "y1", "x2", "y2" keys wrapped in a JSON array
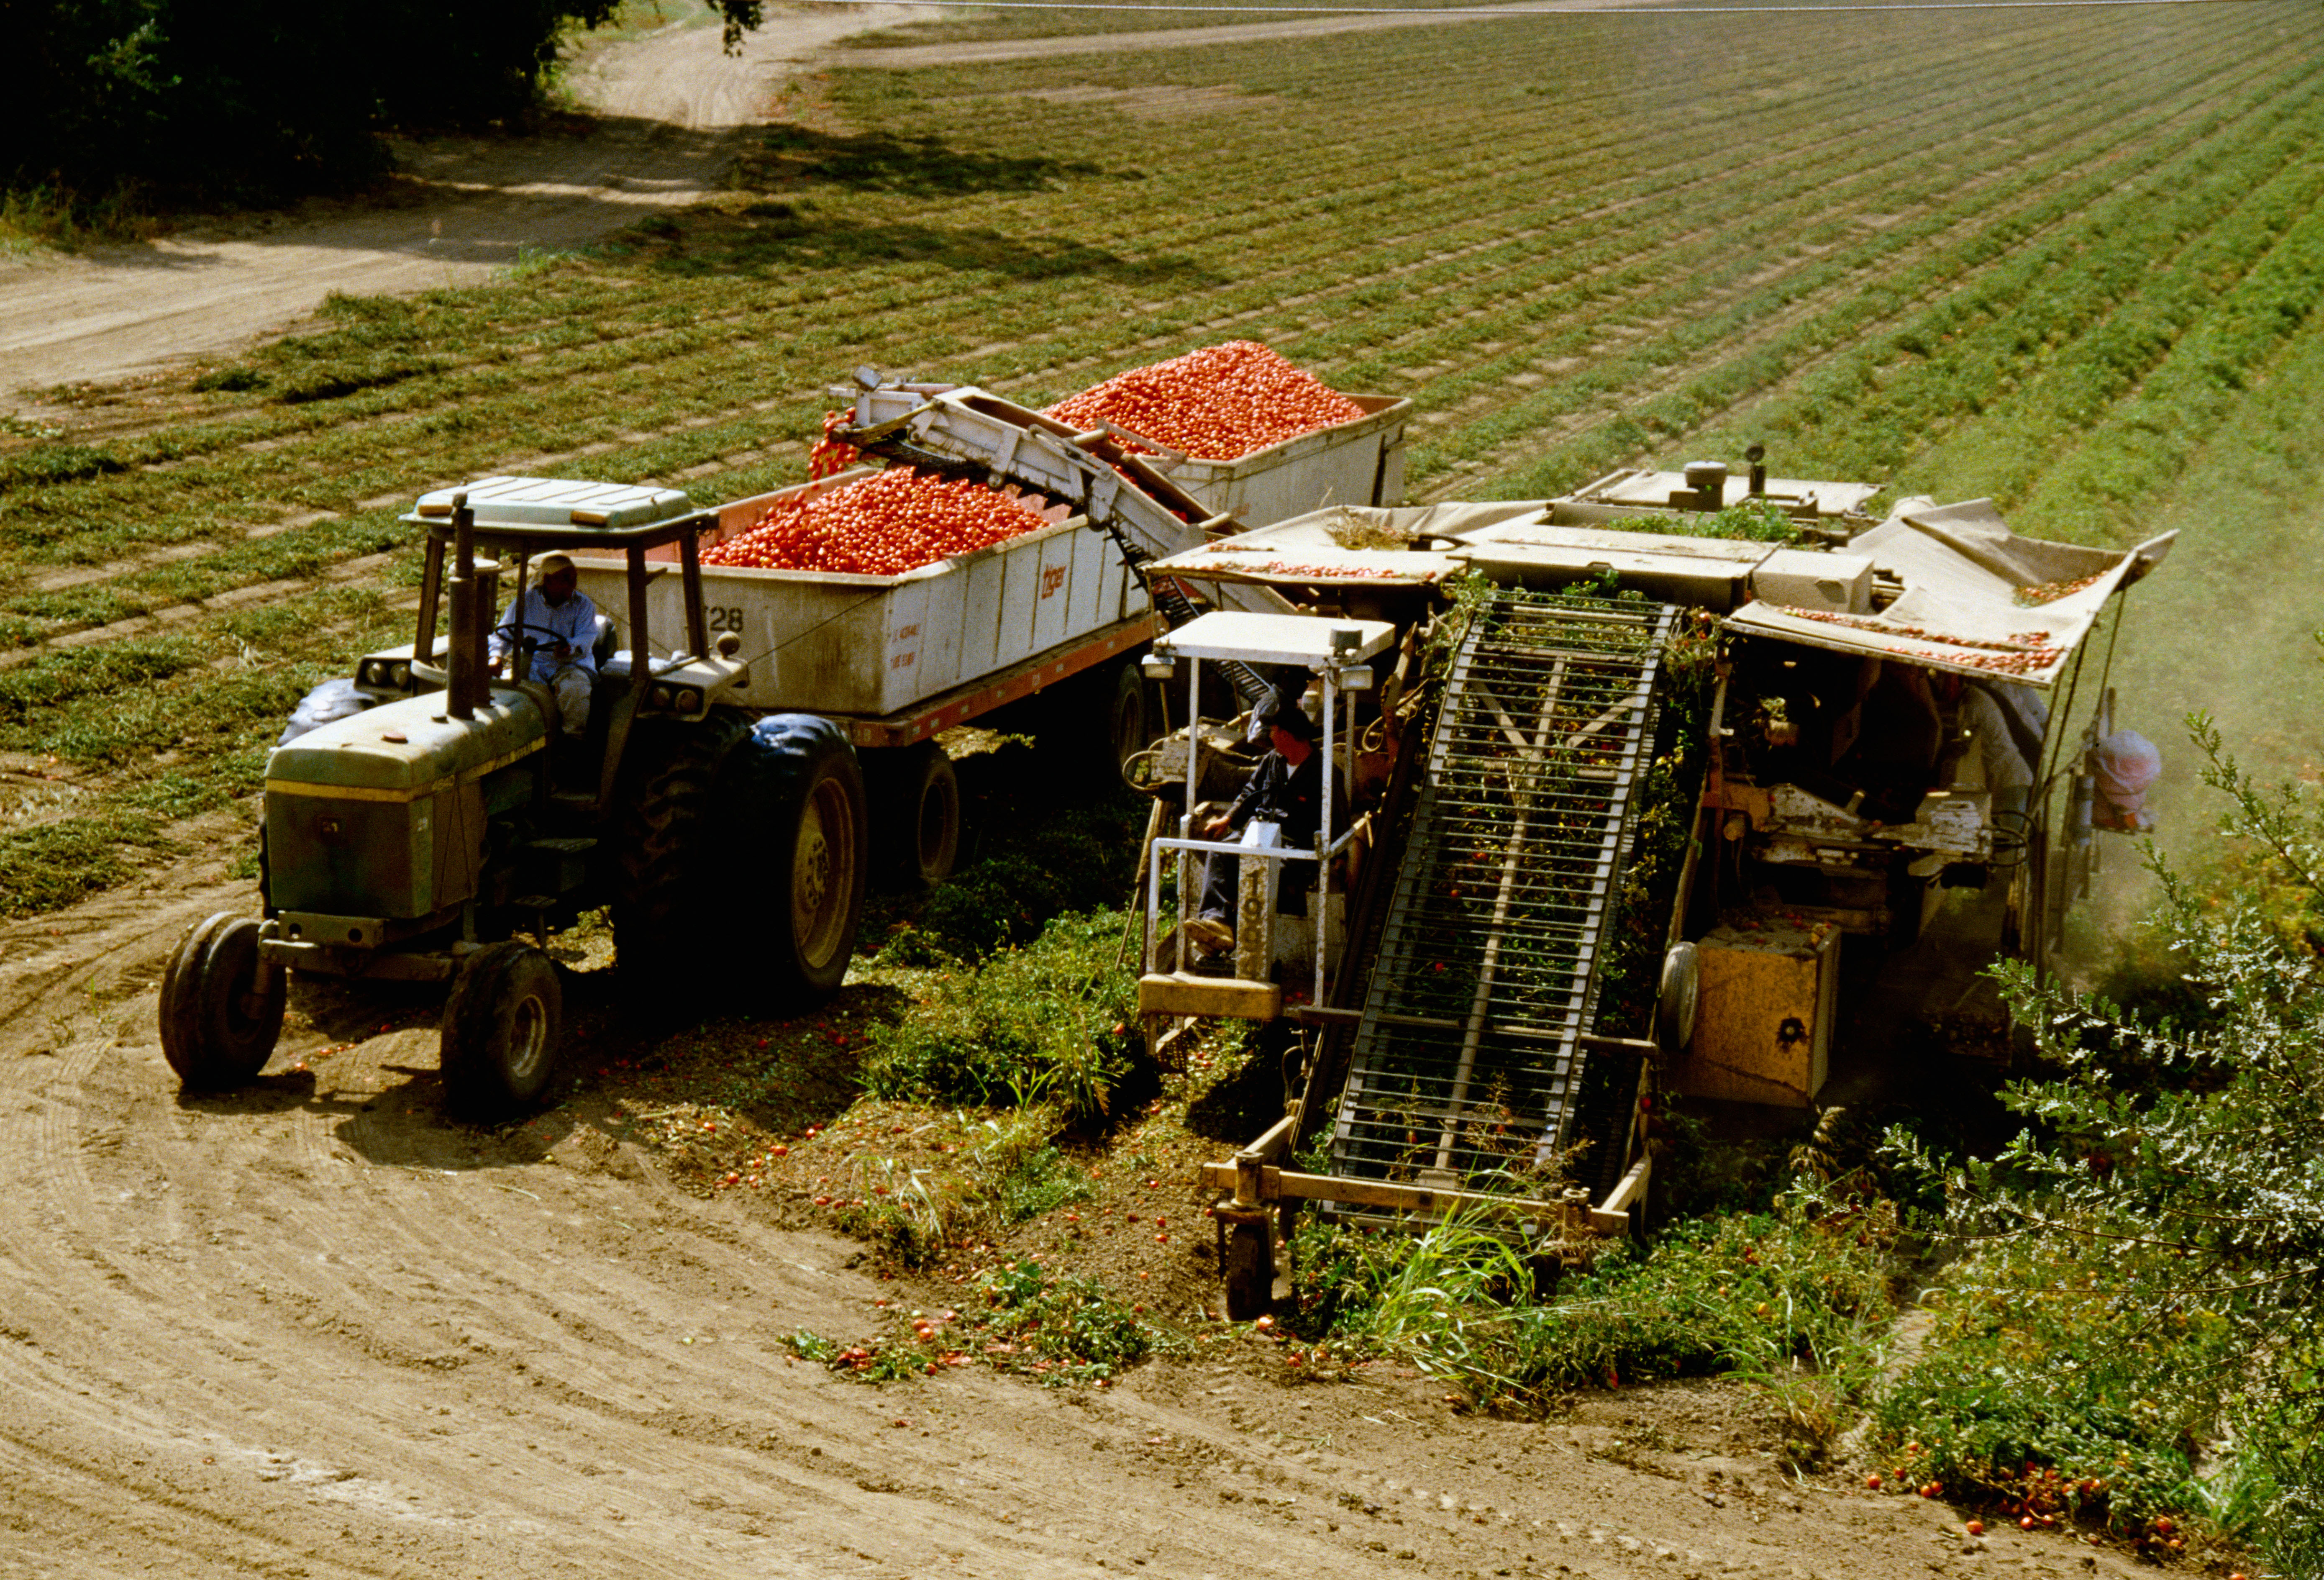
[{"x1": 404, "y1": 476, "x2": 708, "y2": 552}]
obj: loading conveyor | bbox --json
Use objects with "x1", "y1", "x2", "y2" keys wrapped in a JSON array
[
  {"x1": 839, "y1": 374, "x2": 1295, "y2": 710},
  {"x1": 1326, "y1": 592, "x2": 1675, "y2": 1219}
]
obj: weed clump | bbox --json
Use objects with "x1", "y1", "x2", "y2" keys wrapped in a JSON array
[
  {"x1": 1288, "y1": 1188, "x2": 1901, "y2": 1455},
  {"x1": 1868, "y1": 1239, "x2": 2224, "y2": 1534},
  {"x1": 786, "y1": 1258, "x2": 1158, "y2": 1389},
  {"x1": 862, "y1": 908, "x2": 1140, "y2": 1123},
  {"x1": 972, "y1": 1259, "x2": 1157, "y2": 1385}
]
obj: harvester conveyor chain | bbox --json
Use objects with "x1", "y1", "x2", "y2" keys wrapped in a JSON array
[{"x1": 1324, "y1": 592, "x2": 1676, "y2": 1229}]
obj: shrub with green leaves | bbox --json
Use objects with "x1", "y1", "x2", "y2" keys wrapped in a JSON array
[
  {"x1": 1891, "y1": 703, "x2": 2324, "y2": 1571},
  {"x1": 862, "y1": 909, "x2": 1140, "y2": 1122}
]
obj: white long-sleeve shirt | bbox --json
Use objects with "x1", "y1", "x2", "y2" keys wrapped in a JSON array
[{"x1": 490, "y1": 585, "x2": 599, "y2": 683}]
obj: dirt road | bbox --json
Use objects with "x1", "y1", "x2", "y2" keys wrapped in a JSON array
[
  {"x1": 851, "y1": 0, "x2": 1666, "y2": 69},
  {"x1": 0, "y1": 839, "x2": 2156, "y2": 1580},
  {"x1": 0, "y1": 8, "x2": 920, "y2": 406}
]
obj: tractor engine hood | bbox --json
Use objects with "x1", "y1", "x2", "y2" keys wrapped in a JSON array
[
  {"x1": 266, "y1": 690, "x2": 548, "y2": 795},
  {"x1": 263, "y1": 691, "x2": 549, "y2": 930}
]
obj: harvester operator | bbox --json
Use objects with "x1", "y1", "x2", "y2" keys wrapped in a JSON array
[
  {"x1": 1168, "y1": 692, "x2": 1335, "y2": 971},
  {"x1": 489, "y1": 552, "x2": 597, "y2": 737}
]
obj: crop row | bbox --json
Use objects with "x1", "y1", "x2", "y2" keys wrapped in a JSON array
[
  {"x1": 1400, "y1": 39, "x2": 2318, "y2": 493},
  {"x1": 3, "y1": 2, "x2": 2318, "y2": 916},
  {"x1": 1, "y1": 4, "x2": 2269, "y2": 611}
]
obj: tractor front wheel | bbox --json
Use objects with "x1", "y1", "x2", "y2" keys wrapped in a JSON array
[
  {"x1": 159, "y1": 913, "x2": 285, "y2": 1091},
  {"x1": 441, "y1": 941, "x2": 563, "y2": 1119}
]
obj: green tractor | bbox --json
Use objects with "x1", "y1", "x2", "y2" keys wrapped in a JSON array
[{"x1": 160, "y1": 478, "x2": 869, "y2": 1116}]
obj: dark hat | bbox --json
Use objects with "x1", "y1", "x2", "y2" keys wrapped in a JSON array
[{"x1": 1258, "y1": 689, "x2": 1316, "y2": 743}]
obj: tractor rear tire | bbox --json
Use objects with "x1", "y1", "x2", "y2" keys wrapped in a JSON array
[
  {"x1": 613, "y1": 713, "x2": 752, "y2": 1006},
  {"x1": 718, "y1": 714, "x2": 868, "y2": 1005},
  {"x1": 872, "y1": 740, "x2": 961, "y2": 891},
  {"x1": 441, "y1": 941, "x2": 563, "y2": 1120},
  {"x1": 159, "y1": 913, "x2": 284, "y2": 1090},
  {"x1": 1221, "y1": 1218, "x2": 1275, "y2": 1322}
]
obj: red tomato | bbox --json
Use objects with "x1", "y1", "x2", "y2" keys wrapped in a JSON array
[{"x1": 1045, "y1": 340, "x2": 1364, "y2": 461}]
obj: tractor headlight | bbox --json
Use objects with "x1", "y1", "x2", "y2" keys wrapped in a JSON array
[
  {"x1": 674, "y1": 688, "x2": 702, "y2": 715},
  {"x1": 651, "y1": 684, "x2": 673, "y2": 709}
]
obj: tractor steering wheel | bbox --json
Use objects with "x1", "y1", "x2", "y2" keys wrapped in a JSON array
[{"x1": 494, "y1": 621, "x2": 577, "y2": 672}]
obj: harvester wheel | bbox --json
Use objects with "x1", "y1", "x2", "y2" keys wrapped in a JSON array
[
  {"x1": 159, "y1": 913, "x2": 284, "y2": 1090},
  {"x1": 1221, "y1": 1217, "x2": 1274, "y2": 1322},
  {"x1": 613, "y1": 713, "x2": 752, "y2": 1005},
  {"x1": 1654, "y1": 942, "x2": 1699, "y2": 1055},
  {"x1": 441, "y1": 941, "x2": 563, "y2": 1119},
  {"x1": 717, "y1": 714, "x2": 868, "y2": 1004},
  {"x1": 871, "y1": 740, "x2": 960, "y2": 891}
]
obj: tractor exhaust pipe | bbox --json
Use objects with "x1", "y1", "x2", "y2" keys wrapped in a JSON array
[
  {"x1": 446, "y1": 491, "x2": 476, "y2": 721},
  {"x1": 1745, "y1": 442, "x2": 1768, "y2": 497}
]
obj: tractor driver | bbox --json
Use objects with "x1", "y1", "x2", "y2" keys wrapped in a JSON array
[{"x1": 489, "y1": 552, "x2": 597, "y2": 738}]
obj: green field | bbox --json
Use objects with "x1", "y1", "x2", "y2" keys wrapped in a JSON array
[{"x1": 2, "y1": 0, "x2": 2320, "y2": 914}]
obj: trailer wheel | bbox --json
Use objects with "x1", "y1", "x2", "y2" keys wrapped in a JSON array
[
  {"x1": 441, "y1": 941, "x2": 562, "y2": 1119},
  {"x1": 1104, "y1": 659, "x2": 1153, "y2": 788},
  {"x1": 721, "y1": 714, "x2": 868, "y2": 1003},
  {"x1": 873, "y1": 740, "x2": 961, "y2": 890},
  {"x1": 1026, "y1": 657, "x2": 1150, "y2": 790},
  {"x1": 1221, "y1": 1217, "x2": 1274, "y2": 1321},
  {"x1": 159, "y1": 913, "x2": 284, "y2": 1091}
]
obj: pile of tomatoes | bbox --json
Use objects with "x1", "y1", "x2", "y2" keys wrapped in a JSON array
[
  {"x1": 805, "y1": 409, "x2": 861, "y2": 480},
  {"x1": 1046, "y1": 340, "x2": 1364, "y2": 461},
  {"x1": 702, "y1": 467, "x2": 1048, "y2": 575}
]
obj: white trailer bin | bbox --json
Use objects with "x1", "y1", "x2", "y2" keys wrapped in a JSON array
[
  {"x1": 566, "y1": 467, "x2": 1149, "y2": 723},
  {"x1": 845, "y1": 375, "x2": 1411, "y2": 531},
  {"x1": 1156, "y1": 394, "x2": 1410, "y2": 528}
]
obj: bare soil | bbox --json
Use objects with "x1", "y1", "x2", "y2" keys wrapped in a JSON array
[
  {"x1": 0, "y1": 7, "x2": 925, "y2": 409},
  {"x1": 0, "y1": 846, "x2": 2178, "y2": 1580}
]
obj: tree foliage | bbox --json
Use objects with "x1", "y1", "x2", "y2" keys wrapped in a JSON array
[{"x1": 2, "y1": 0, "x2": 764, "y2": 202}]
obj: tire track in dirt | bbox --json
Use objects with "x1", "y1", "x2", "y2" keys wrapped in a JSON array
[{"x1": 0, "y1": 849, "x2": 2182, "y2": 1579}]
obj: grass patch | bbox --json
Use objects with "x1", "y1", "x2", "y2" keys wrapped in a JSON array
[
  {"x1": 0, "y1": 815, "x2": 162, "y2": 916},
  {"x1": 1286, "y1": 1187, "x2": 1902, "y2": 1458},
  {"x1": 862, "y1": 908, "x2": 1143, "y2": 1124}
]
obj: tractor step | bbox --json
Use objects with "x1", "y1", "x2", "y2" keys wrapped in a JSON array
[
  {"x1": 519, "y1": 834, "x2": 599, "y2": 898},
  {"x1": 507, "y1": 895, "x2": 561, "y2": 910}
]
